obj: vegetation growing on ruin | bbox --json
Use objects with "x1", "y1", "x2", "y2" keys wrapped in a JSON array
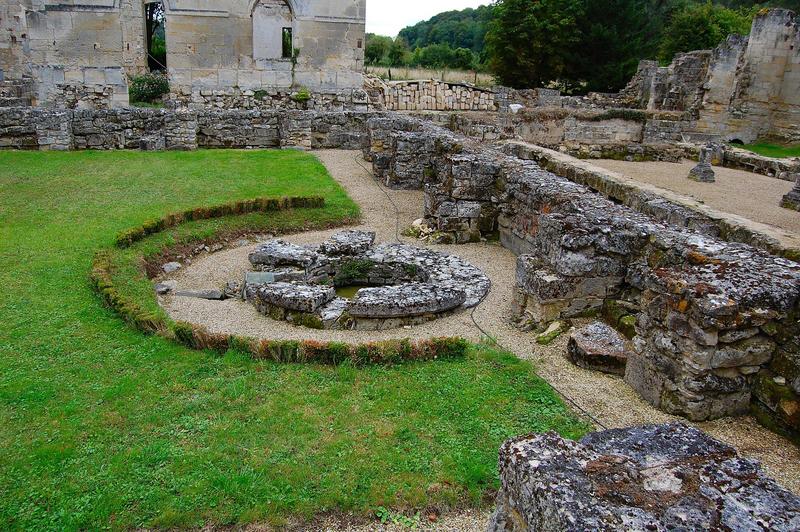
[
  {"x1": 741, "y1": 142, "x2": 800, "y2": 159},
  {"x1": 129, "y1": 71, "x2": 170, "y2": 104},
  {"x1": 0, "y1": 149, "x2": 587, "y2": 529}
]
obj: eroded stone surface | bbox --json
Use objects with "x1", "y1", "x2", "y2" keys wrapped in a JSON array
[
  {"x1": 243, "y1": 231, "x2": 489, "y2": 329},
  {"x1": 318, "y1": 230, "x2": 376, "y2": 256},
  {"x1": 567, "y1": 322, "x2": 630, "y2": 376},
  {"x1": 488, "y1": 423, "x2": 800, "y2": 532},
  {"x1": 249, "y1": 282, "x2": 335, "y2": 313},
  {"x1": 249, "y1": 240, "x2": 320, "y2": 269},
  {"x1": 349, "y1": 283, "x2": 466, "y2": 318}
]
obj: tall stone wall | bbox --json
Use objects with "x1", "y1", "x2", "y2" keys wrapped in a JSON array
[
  {"x1": 165, "y1": 0, "x2": 366, "y2": 94},
  {"x1": 624, "y1": 9, "x2": 800, "y2": 143},
  {"x1": 0, "y1": 0, "x2": 146, "y2": 106},
  {"x1": 363, "y1": 114, "x2": 800, "y2": 439},
  {"x1": 0, "y1": 1, "x2": 366, "y2": 107}
]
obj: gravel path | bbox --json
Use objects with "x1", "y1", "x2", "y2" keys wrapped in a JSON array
[
  {"x1": 163, "y1": 150, "x2": 800, "y2": 503},
  {"x1": 592, "y1": 159, "x2": 800, "y2": 234}
]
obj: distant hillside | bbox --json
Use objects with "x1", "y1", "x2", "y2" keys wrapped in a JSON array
[{"x1": 398, "y1": 5, "x2": 493, "y2": 53}]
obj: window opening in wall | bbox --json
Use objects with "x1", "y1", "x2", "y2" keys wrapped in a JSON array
[
  {"x1": 145, "y1": 1, "x2": 167, "y2": 71},
  {"x1": 282, "y1": 27, "x2": 293, "y2": 59},
  {"x1": 253, "y1": 1, "x2": 293, "y2": 61}
]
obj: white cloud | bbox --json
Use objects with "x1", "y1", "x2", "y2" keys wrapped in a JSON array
[{"x1": 366, "y1": 1, "x2": 488, "y2": 38}]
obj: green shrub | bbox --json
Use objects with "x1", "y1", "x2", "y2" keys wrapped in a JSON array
[
  {"x1": 291, "y1": 87, "x2": 312, "y2": 103},
  {"x1": 129, "y1": 72, "x2": 170, "y2": 104}
]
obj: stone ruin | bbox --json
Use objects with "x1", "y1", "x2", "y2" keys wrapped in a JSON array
[
  {"x1": 489, "y1": 423, "x2": 800, "y2": 531},
  {"x1": 781, "y1": 173, "x2": 800, "y2": 211},
  {"x1": 365, "y1": 114, "x2": 800, "y2": 443},
  {"x1": 235, "y1": 230, "x2": 490, "y2": 330},
  {"x1": 688, "y1": 144, "x2": 717, "y2": 183}
]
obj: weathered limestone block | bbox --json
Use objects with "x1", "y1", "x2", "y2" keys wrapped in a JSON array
[
  {"x1": 780, "y1": 174, "x2": 800, "y2": 211},
  {"x1": 688, "y1": 144, "x2": 717, "y2": 182},
  {"x1": 688, "y1": 162, "x2": 716, "y2": 182},
  {"x1": 251, "y1": 282, "x2": 335, "y2": 313},
  {"x1": 249, "y1": 240, "x2": 320, "y2": 269},
  {"x1": 567, "y1": 322, "x2": 630, "y2": 376},
  {"x1": 488, "y1": 423, "x2": 800, "y2": 532},
  {"x1": 513, "y1": 256, "x2": 623, "y2": 325},
  {"x1": 318, "y1": 230, "x2": 375, "y2": 256},
  {"x1": 348, "y1": 283, "x2": 466, "y2": 318}
]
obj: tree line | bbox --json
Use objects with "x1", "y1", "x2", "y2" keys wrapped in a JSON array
[{"x1": 366, "y1": 0, "x2": 798, "y2": 92}]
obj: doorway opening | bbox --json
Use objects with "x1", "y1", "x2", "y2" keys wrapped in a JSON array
[{"x1": 145, "y1": 1, "x2": 167, "y2": 71}]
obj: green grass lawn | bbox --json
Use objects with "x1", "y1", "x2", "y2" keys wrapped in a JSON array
[
  {"x1": 740, "y1": 142, "x2": 800, "y2": 159},
  {"x1": 0, "y1": 149, "x2": 586, "y2": 530}
]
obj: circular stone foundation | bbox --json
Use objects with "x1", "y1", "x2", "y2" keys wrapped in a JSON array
[{"x1": 228, "y1": 230, "x2": 490, "y2": 331}]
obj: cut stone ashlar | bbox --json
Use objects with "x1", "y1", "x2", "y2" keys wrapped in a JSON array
[
  {"x1": 249, "y1": 239, "x2": 319, "y2": 269},
  {"x1": 567, "y1": 322, "x2": 630, "y2": 376}
]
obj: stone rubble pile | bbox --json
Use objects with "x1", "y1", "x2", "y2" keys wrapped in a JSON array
[
  {"x1": 240, "y1": 231, "x2": 489, "y2": 331},
  {"x1": 488, "y1": 423, "x2": 800, "y2": 531}
]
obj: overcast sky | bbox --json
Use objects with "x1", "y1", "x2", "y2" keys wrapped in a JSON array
[{"x1": 366, "y1": 1, "x2": 488, "y2": 37}]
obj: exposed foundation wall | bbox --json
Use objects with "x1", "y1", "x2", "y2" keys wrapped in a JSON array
[{"x1": 363, "y1": 114, "x2": 800, "y2": 439}]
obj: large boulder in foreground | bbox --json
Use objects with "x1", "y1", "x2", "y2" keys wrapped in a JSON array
[{"x1": 488, "y1": 423, "x2": 800, "y2": 531}]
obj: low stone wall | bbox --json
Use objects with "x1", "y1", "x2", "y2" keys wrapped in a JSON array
[
  {"x1": 363, "y1": 114, "x2": 800, "y2": 436},
  {"x1": 0, "y1": 108, "x2": 370, "y2": 151},
  {"x1": 375, "y1": 80, "x2": 496, "y2": 112},
  {"x1": 502, "y1": 141, "x2": 800, "y2": 259},
  {"x1": 168, "y1": 87, "x2": 371, "y2": 112}
]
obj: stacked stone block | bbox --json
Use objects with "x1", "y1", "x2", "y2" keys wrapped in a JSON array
[
  {"x1": 0, "y1": 108, "x2": 371, "y2": 151},
  {"x1": 380, "y1": 80, "x2": 496, "y2": 112}
]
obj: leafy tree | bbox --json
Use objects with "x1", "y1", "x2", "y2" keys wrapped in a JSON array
[
  {"x1": 365, "y1": 33, "x2": 393, "y2": 65},
  {"x1": 399, "y1": 6, "x2": 494, "y2": 52},
  {"x1": 573, "y1": 0, "x2": 656, "y2": 92},
  {"x1": 658, "y1": 2, "x2": 756, "y2": 62},
  {"x1": 145, "y1": 1, "x2": 166, "y2": 70},
  {"x1": 486, "y1": 0, "x2": 584, "y2": 89},
  {"x1": 386, "y1": 37, "x2": 412, "y2": 67}
]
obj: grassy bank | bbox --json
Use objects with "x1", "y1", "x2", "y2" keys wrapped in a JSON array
[
  {"x1": 740, "y1": 142, "x2": 800, "y2": 159},
  {"x1": 0, "y1": 149, "x2": 586, "y2": 529}
]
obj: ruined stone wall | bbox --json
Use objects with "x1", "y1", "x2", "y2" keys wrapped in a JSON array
[
  {"x1": 363, "y1": 114, "x2": 800, "y2": 438},
  {"x1": 165, "y1": 0, "x2": 365, "y2": 93},
  {"x1": 1, "y1": 1, "x2": 366, "y2": 106},
  {"x1": 0, "y1": 1, "x2": 145, "y2": 107},
  {"x1": 169, "y1": 86, "x2": 370, "y2": 111},
  {"x1": 0, "y1": 106, "x2": 369, "y2": 150},
  {"x1": 624, "y1": 9, "x2": 800, "y2": 142}
]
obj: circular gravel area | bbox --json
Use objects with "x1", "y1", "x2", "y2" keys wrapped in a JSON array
[{"x1": 162, "y1": 150, "x2": 800, "y2": 499}]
